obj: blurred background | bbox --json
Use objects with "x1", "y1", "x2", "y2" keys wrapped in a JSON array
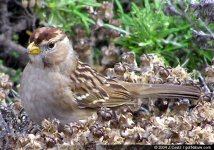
[{"x1": 0, "y1": 0, "x2": 214, "y2": 86}]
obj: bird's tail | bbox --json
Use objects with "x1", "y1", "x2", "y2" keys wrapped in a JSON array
[{"x1": 121, "y1": 82, "x2": 201, "y2": 99}]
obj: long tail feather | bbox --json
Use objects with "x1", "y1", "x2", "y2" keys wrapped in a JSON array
[{"x1": 121, "y1": 82, "x2": 201, "y2": 99}]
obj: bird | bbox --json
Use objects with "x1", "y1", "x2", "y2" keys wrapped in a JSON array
[{"x1": 20, "y1": 27, "x2": 201, "y2": 125}]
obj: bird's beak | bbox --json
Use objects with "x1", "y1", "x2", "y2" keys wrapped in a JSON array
[{"x1": 27, "y1": 42, "x2": 41, "y2": 55}]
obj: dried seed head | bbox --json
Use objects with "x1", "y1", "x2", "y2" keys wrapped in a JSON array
[
  {"x1": 0, "y1": 73, "x2": 13, "y2": 89},
  {"x1": 105, "y1": 68, "x2": 116, "y2": 79},
  {"x1": 205, "y1": 66, "x2": 214, "y2": 76},
  {"x1": 74, "y1": 39, "x2": 90, "y2": 54},
  {"x1": 45, "y1": 137, "x2": 56, "y2": 148},
  {"x1": 153, "y1": 64, "x2": 160, "y2": 74},
  {"x1": 97, "y1": 107, "x2": 113, "y2": 121},
  {"x1": 158, "y1": 67, "x2": 170, "y2": 79},
  {"x1": 74, "y1": 26, "x2": 87, "y2": 38},
  {"x1": 117, "y1": 105, "x2": 133, "y2": 114},
  {"x1": 140, "y1": 55, "x2": 150, "y2": 66},
  {"x1": 121, "y1": 52, "x2": 138, "y2": 71},
  {"x1": 147, "y1": 54, "x2": 155, "y2": 60},
  {"x1": 41, "y1": 119, "x2": 59, "y2": 133},
  {"x1": 149, "y1": 77, "x2": 163, "y2": 84},
  {"x1": 183, "y1": 79, "x2": 195, "y2": 86},
  {"x1": 90, "y1": 124, "x2": 104, "y2": 138},
  {"x1": 64, "y1": 124, "x2": 80, "y2": 137},
  {"x1": 170, "y1": 66, "x2": 190, "y2": 80},
  {"x1": 166, "y1": 77, "x2": 181, "y2": 85},
  {"x1": 154, "y1": 99, "x2": 168, "y2": 112},
  {"x1": 63, "y1": 125, "x2": 73, "y2": 136},
  {"x1": 101, "y1": 44, "x2": 120, "y2": 66},
  {"x1": 122, "y1": 52, "x2": 136, "y2": 64},
  {"x1": 100, "y1": 1, "x2": 114, "y2": 21},
  {"x1": 114, "y1": 63, "x2": 126, "y2": 76},
  {"x1": 123, "y1": 71, "x2": 138, "y2": 83},
  {"x1": 120, "y1": 126, "x2": 145, "y2": 141},
  {"x1": 118, "y1": 113, "x2": 135, "y2": 129}
]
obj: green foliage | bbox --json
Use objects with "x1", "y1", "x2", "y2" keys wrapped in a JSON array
[
  {"x1": 0, "y1": 59, "x2": 3, "y2": 66},
  {"x1": 35, "y1": 0, "x2": 213, "y2": 71},
  {"x1": 113, "y1": 0, "x2": 213, "y2": 70},
  {"x1": 36, "y1": 0, "x2": 100, "y2": 34}
]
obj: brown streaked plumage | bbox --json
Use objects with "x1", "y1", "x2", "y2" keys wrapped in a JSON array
[
  {"x1": 20, "y1": 27, "x2": 201, "y2": 124},
  {"x1": 29, "y1": 27, "x2": 62, "y2": 45}
]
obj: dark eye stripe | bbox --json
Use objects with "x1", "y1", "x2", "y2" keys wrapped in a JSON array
[
  {"x1": 48, "y1": 35, "x2": 66, "y2": 46},
  {"x1": 58, "y1": 35, "x2": 66, "y2": 42},
  {"x1": 42, "y1": 35, "x2": 66, "y2": 51}
]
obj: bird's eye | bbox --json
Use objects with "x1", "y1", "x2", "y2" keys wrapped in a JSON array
[{"x1": 48, "y1": 42, "x2": 55, "y2": 49}]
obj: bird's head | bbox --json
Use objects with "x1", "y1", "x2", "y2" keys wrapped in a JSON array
[{"x1": 27, "y1": 27, "x2": 74, "y2": 67}]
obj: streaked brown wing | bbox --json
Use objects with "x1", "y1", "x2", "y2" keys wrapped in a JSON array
[{"x1": 69, "y1": 61, "x2": 133, "y2": 108}]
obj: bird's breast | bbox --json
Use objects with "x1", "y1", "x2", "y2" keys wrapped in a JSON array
[{"x1": 20, "y1": 65, "x2": 81, "y2": 124}]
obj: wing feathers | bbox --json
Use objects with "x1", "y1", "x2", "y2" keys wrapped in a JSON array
[
  {"x1": 70, "y1": 61, "x2": 133, "y2": 108},
  {"x1": 69, "y1": 61, "x2": 201, "y2": 108}
]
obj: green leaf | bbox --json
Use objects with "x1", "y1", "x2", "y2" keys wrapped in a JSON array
[
  {"x1": 115, "y1": 0, "x2": 124, "y2": 14},
  {"x1": 104, "y1": 24, "x2": 130, "y2": 35}
]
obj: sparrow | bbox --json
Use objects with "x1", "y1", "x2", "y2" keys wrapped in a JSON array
[{"x1": 20, "y1": 27, "x2": 201, "y2": 124}]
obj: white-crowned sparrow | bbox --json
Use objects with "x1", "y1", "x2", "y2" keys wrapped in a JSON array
[{"x1": 20, "y1": 27, "x2": 201, "y2": 124}]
